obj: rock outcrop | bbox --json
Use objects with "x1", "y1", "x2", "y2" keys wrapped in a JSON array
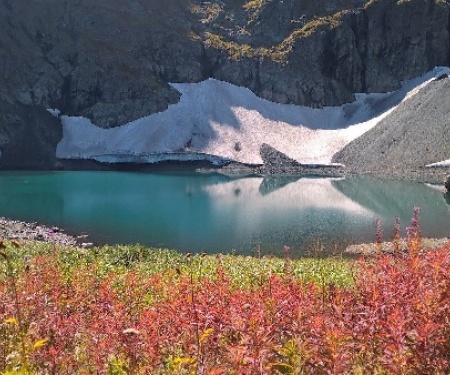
[
  {"x1": 260, "y1": 143, "x2": 302, "y2": 169},
  {"x1": 0, "y1": 0, "x2": 449, "y2": 168},
  {"x1": 0, "y1": 217, "x2": 80, "y2": 246}
]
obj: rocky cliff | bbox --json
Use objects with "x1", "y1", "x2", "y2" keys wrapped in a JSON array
[{"x1": 0, "y1": 0, "x2": 448, "y2": 169}]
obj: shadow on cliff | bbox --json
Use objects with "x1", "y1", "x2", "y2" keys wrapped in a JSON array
[{"x1": 0, "y1": 103, "x2": 62, "y2": 170}]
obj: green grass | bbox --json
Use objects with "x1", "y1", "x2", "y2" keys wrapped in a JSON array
[{"x1": 0, "y1": 240, "x2": 355, "y2": 289}]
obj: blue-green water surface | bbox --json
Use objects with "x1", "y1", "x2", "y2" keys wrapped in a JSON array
[{"x1": 0, "y1": 171, "x2": 449, "y2": 256}]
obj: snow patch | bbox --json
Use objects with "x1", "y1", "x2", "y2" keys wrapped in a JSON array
[
  {"x1": 47, "y1": 108, "x2": 61, "y2": 118},
  {"x1": 426, "y1": 159, "x2": 450, "y2": 168},
  {"x1": 56, "y1": 66, "x2": 450, "y2": 165}
]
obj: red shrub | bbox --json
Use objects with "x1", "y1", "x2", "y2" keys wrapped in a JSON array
[{"x1": 1, "y1": 246, "x2": 450, "y2": 374}]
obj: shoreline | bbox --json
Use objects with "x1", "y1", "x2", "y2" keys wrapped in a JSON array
[
  {"x1": 1, "y1": 214, "x2": 448, "y2": 256},
  {"x1": 345, "y1": 237, "x2": 449, "y2": 256},
  {"x1": 1, "y1": 158, "x2": 447, "y2": 184},
  {"x1": 0, "y1": 217, "x2": 92, "y2": 248}
]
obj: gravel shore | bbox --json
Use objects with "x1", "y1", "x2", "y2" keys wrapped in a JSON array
[
  {"x1": 0, "y1": 217, "x2": 91, "y2": 247},
  {"x1": 345, "y1": 237, "x2": 449, "y2": 256},
  {"x1": 1, "y1": 215, "x2": 448, "y2": 255}
]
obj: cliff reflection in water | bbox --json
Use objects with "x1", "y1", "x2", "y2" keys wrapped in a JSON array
[
  {"x1": 445, "y1": 192, "x2": 450, "y2": 206},
  {"x1": 332, "y1": 177, "x2": 450, "y2": 240},
  {"x1": 0, "y1": 171, "x2": 448, "y2": 256}
]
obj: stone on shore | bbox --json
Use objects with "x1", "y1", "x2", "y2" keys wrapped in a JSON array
[
  {"x1": 0, "y1": 217, "x2": 82, "y2": 247},
  {"x1": 345, "y1": 237, "x2": 449, "y2": 256}
]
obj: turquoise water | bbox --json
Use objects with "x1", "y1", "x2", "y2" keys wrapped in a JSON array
[{"x1": 0, "y1": 171, "x2": 449, "y2": 256}]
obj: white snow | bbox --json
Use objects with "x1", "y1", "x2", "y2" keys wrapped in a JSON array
[
  {"x1": 426, "y1": 159, "x2": 450, "y2": 168},
  {"x1": 56, "y1": 66, "x2": 450, "y2": 166},
  {"x1": 47, "y1": 108, "x2": 61, "y2": 118}
]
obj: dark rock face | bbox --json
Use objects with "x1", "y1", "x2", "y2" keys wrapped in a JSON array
[
  {"x1": 0, "y1": 0, "x2": 449, "y2": 168},
  {"x1": 0, "y1": 103, "x2": 62, "y2": 169},
  {"x1": 358, "y1": 0, "x2": 449, "y2": 93},
  {"x1": 0, "y1": 0, "x2": 189, "y2": 128},
  {"x1": 201, "y1": 0, "x2": 449, "y2": 107}
]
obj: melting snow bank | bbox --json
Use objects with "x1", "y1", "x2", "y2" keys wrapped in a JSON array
[
  {"x1": 91, "y1": 152, "x2": 231, "y2": 166},
  {"x1": 56, "y1": 67, "x2": 450, "y2": 166}
]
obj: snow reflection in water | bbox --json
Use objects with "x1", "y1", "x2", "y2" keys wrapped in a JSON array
[{"x1": 0, "y1": 171, "x2": 448, "y2": 256}]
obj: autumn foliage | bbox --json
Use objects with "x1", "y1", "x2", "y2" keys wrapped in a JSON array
[{"x1": 1, "y1": 238, "x2": 450, "y2": 374}]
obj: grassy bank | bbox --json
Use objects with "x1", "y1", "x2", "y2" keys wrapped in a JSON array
[{"x1": 1, "y1": 239, "x2": 449, "y2": 374}]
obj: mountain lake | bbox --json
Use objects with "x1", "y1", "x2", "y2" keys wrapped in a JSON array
[{"x1": 0, "y1": 171, "x2": 449, "y2": 257}]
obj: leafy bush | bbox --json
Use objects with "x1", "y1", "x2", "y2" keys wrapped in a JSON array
[{"x1": 1, "y1": 236, "x2": 449, "y2": 374}]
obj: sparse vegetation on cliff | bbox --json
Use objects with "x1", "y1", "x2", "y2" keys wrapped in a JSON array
[{"x1": 202, "y1": 5, "x2": 347, "y2": 63}]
